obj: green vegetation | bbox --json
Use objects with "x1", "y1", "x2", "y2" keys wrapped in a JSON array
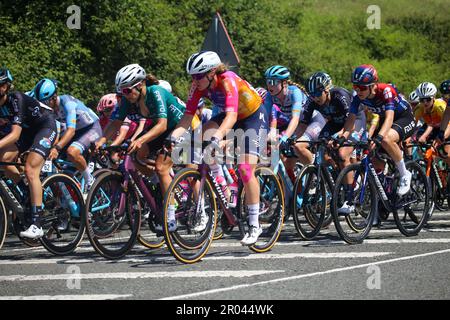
[{"x1": 1, "y1": 0, "x2": 449, "y2": 107}]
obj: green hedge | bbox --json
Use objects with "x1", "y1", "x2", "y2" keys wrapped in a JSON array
[{"x1": 1, "y1": 0, "x2": 449, "y2": 108}]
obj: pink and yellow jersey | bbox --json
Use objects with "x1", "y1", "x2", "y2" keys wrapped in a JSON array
[{"x1": 186, "y1": 71, "x2": 261, "y2": 120}]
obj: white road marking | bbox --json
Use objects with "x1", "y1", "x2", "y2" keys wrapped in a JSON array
[
  {"x1": 0, "y1": 294, "x2": 132, "y2": 300},
  {"x1": 160, "y1": 248, "x2": 450, "y2": 300},
  {"x1": 0, "y1": 270, "x2": 283, "y2": 282},
  {"x1": 0, "y1": 252, "x2": 393, "y2": 265}
]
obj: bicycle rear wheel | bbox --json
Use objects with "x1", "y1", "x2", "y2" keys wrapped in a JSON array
[
  {"x1": 293, "y1": 165, "x2": 326, "y2": 240},
  {"x1": 85, "y1": 171, "x2": 141, "y2": 259},
  {"x1": 393, "y1": 161, "x2": 431, "y2": 236},
  {"x1": 0, "y1": 197, "x2": 6, "y2": 250},
  {"x1": 138, "y1": 201, "x2": 165, "y2": 249},
  {"x1": 163, "y1": 168, "x2": 217, "y2": 264},
  {"x1": 238, "y1": 166, "x2": 284, "y2": 253},
  {"x1": 331, "y1": 163, "x2": 377, "y2": 244},
  {"x1": 40, "y1": 173, "x2": 86, "y2": 255}
]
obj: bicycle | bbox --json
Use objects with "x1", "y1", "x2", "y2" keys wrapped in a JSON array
[
  {"x1": 407, "y1": 141, "x2": 449, "y2": 213},
  {"x1": 331, "y1": 140, "x2": 432, "y2": 244},
  {"x1": 84, "y1": 144, "x2": 170, "y2": 259},
  {"x1": 162, "y1": 142, "x2": 285, "y2": 264},
  {"x1": 290, "y1": 138, "x2": 339, "y2": 240},
  {"x1": 0, "y1": 160, "x2": 85, "y2": 254}
]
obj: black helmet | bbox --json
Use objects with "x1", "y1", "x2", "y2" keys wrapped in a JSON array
[{"x1": 0, "y1": 68, "x2": 13, "y2": 85}]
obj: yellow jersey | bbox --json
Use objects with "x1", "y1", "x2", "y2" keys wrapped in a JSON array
[{"x1": 414, "y1": 98, "x2": 446, "y2": 128}]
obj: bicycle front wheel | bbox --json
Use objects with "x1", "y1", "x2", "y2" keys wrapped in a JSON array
[
  {"x1": 40, "y1": 173, "x2": 86, "y2": 255},
  {"x1": 331, "y1": 163, "x2": 377, "y2": 244},
  {"x1": 238, "y1": 166, "x2": 284, "y2": 253},
  {"x1": 163, "y1": 168, "x2": 217, "y2": 264},
  {"x1": 85, "y1": 171, "x2": 141, "y2": 259},
  {"x1": 393, "y1": 161, "x2": 431, "y2": 236},
  {"x1": 293, "y1": 165, "x2": 326, "y2": 240}
]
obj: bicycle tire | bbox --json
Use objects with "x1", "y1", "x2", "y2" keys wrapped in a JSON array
[
  {"x1": 393, "y1": 161, "x2": 431, "y2": 236},
  {"x1": 0, "y1": 197, "x2": 6, "y2": 250},
  {"x1": 331, "y1": 163, "x2": 377, "y2": 244},
  {"x1": 85, "y1": 171, "x2": 141, "y2": 259},
  {"x1": 430, "y1": 169, "x2": 447, "y2": 211},
  {"x1": 238, "y1": 166, "x2": 285, "y2": 253},
  {"x1": 163, "y1": 168, "x2": 217, "y2": 264},
  {"x1": 39, "y1": 173, "x2": 86, "y2": 255},
  {"x1": 292, "y1": 165, "x2": 326, "y2": 240}
]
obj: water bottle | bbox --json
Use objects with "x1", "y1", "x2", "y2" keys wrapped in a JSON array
[
  {"x1": 222, "y1": 165, "x2": 234, "y2": 184},
  {"x1": 215, "y1": 175, "x2": 231, "y2": 202},
  {"x1": 227, "y1": 166, "x2": 239, "y2": 183},
  {"x1": 229, "y1": 182, "x2": 238, "y2": 208},
  {"x1": 60, "y1": 183, "x2": 79, "y2": 218}
]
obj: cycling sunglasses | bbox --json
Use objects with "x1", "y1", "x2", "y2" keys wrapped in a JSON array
[
  {"x1": 353, "y1": 84, "x2": 370, "y2": 91},
  {"x1": 192, "y1": 72, "x2": 208, "y2": 81},
  {"x1": 419, "y1": 97, "x2": 432, "y2": 103},
  {"x1": 120, "y1": 82, "x2": 142, "y2": 95},
  {"x1": 266, "y1": 79, "x2": 281, "y2": 86},
  {"x1": 310, "y1": 91, "x2": 323, "y2": 98}
]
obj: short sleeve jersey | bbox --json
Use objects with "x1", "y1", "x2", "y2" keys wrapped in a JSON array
[{"x1": 185, "y1": 71, "x2": 261, "y2": 120}]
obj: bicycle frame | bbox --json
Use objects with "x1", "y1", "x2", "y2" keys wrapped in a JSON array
[{"x1": 198, "y1": 163, "x2": 238, "y2": 226}]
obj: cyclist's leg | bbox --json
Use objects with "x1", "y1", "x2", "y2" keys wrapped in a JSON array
[
  {"x1": 381, "y1": 112, "x2": 416, "y2": 195},
  {"x1": 67, "y1": 122, "x2": 102, "y2": 188},
  {"x1": 21, "y1": 127, "x2": 57, "y2": 238},
  {"x1": 0, "y1": 144, "x2": 20, "y2": 182},
  {"x1": 293, "y1": 112, "x2": 326, "y2": 166}
]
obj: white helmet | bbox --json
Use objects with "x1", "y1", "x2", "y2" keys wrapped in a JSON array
[
  {"x1": 408, "y1": 90, "x2": 419, "y2": 103},
  {"x1": 186, "y1": 51, "x2": 221, "y2": 75},
  {"x1": 158, "y1": 80, "x2": 172, "y2": 93},
  {"x1": 115, "y1": 64, "x2": 146, "y2": 92},
  {"x1": 416, "y1": 82, "x2": 437, "y2": 99}
]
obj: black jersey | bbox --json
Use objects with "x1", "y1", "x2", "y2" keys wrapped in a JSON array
[{"x1": 300, "y1": 87, "x2": 352, "y2": 126}]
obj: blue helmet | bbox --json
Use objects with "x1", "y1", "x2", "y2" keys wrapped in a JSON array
[
  {"x1": 264, "y1": 65, "x2": 290, "y2": 80},
  {"x1": 351, "y1": 64, "x2": 378, "y2": 85},
  {"x1": 34, "y1": 78, "x2": 58, "y2": 102},
  {"x1": 0, "y1": 68, "x2": 13, "y2": 84}
]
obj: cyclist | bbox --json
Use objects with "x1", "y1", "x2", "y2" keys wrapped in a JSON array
[
  {"x1": 97, "y1": 64, "x2": 187, "y2": 230},
  {"x1": 0, "y1": 68, "x2": 58, "y2": 239},
  {"x1": 169, "y1": 51, "x2": 268, "y2": 245},
  {"x1": 409, "y1": 90, "x2": 420, "y2": 111},
  {"x1": 32, "y1": 78, "x2": 101, "y2": 191},
  {"x1": 437, "y1": 80, "x2": 450, "y2": 164},
  {"x1": 298, "y1": 72, "x2": 359, "y2": 165},
  {"x1": 413, "y1": 82, "x2": 446, "y2": 144},
  {"x1": 98, "y1": 93, "x2": 119, "y2": 130},
  {"x1": 339, "y1": 64, "x2": 416, "y2": 199},
  {"x1": 263, "y1": 65, "x2": 325, "y2": 181}
]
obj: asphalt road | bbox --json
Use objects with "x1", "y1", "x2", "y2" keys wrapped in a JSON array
[{"x1": 1, "y1": 210, "x2": 449, "y2": 302}]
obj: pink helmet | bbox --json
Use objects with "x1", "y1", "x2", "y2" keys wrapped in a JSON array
[{"x1": 97, "y1": 93, "x2": 118, "y2": 113}]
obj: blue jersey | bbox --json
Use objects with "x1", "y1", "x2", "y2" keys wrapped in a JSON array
[
  {"x1": 263, "y1": 85, "x2": 307, "y2": 121},
  {"x1": 57, "y1": 95, "x2": 99, "y2": 130},
  {"x1": 349, "y1": 83, "x2": 410, "y2": 119}
]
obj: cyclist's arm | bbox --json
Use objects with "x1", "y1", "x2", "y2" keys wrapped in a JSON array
[
  {"x1": 136, "y1": 118, "x2": 167, "y2": 144},
  {"x1": 342, "y1": 113, "x2": 356, "y2": 139},
  {"x1": 171, "y1": 114, "x2": 194, "y2": 139},
  {"x1": 110, "y1": 124, "x2": 130, "y2": 146},
  {"x1": 97, "y1": 120, "x2": 123, "y2": 146},
  {"x1": 54, "y1": 127, "x2": 75, "y2": 149},
  {"x1": 130, "y1": 118, "x2": 147, "y2": 141},
  {"x1": 0, "y1": 124, "x2": 21, "y2": 150},
  {"x1": 283, "y1": 115, "x2": 300, "y2": 139},
  {"x1": 419, "y1": 125, "x2": 434, "y2": 141},
  {"x1": 440, "y1": 105, "x2": 450, "y2": 139}
]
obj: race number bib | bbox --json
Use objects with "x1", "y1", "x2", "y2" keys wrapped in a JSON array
[
  {"x1": 42, "y1": 160, "x2": 53, "y2": 173},
  {"x1": 88, "y1": 162, "x2": 95, "y2": 174}
]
